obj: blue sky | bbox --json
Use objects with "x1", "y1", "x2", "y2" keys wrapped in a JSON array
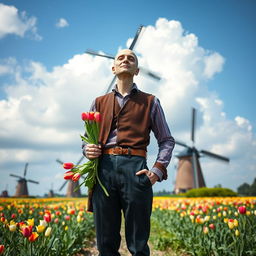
[{"x1": 0, "y1": 0, "x2": 255, "y2": 196}]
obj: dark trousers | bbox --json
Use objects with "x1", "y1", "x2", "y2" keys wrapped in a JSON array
[{"x1": 92, "y1": 154, "x2": 153, "y2": 256}]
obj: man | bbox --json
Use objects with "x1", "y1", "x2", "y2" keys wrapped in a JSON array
[{"x1": 83, "y1": 49, "x2": 175, "y2": 256}]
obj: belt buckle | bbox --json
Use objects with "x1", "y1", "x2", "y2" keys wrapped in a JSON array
[{"x1": 113, "y1": 146, "x2": 123, "y2": 155}]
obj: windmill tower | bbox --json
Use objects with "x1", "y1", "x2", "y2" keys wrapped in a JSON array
[
  {"x1": 56, "y1": 156, "x2": 84, "y2": 197},
  {"x1": 85, "y1": 25, "x2": 161, "y2": 93},
  {"x1": 174, "y1": 108, "x2": 230, "y2": 193},
  {"x1": 10, "y1": 163, "x2": 39, "y2": 197},
  {"x1": 48, "y1": 183, "x2": 54, "y2": 197}
]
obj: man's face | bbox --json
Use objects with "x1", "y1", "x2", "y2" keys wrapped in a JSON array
[{"x1": 112, "y1": 49, "x2": 139, "y2": 76}]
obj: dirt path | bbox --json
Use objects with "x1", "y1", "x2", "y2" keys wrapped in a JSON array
[{"x1": 76, "y1": 224, "x2": 186, "y2": 256}]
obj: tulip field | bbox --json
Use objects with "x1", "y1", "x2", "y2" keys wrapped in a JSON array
[{"x1": 0, "y1": 197, "x2": 256, "y2": 256}]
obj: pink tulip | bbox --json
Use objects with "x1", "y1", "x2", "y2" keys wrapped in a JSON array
[
  {"x1": 238, "y1": 206, "x2": 246, "y2": 214},
  {"x1": 44, "y1": 213, "x2": 51, "y2": 223},
  {"x1": 63, "y1": 162, "x2": 74, "y2": 169},
  {"x1": 209, "y1": 223, "x2": 215, "y2": 230},
  {"x1": 94, "y1": 112, "x2": 101, "y2": 122},
  {"x1": 21, "y1": 226, "x2": 33, "y2": 237}
]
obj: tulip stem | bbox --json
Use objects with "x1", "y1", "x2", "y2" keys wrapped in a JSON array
[{"x1": 95, "y1": 159, "x2": 109, "y2": 197}]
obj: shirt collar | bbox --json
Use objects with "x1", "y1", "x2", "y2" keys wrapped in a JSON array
[{"x1": 112, "y1": 83, "x2": 139, "y2": 95}]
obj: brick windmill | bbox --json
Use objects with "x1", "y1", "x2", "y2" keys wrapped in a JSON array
[
  {"x1": 85, "y1": 25, "x2": 161, "y2": 93},
  {"x1": 174, "y1": 108, "x2": 230, "y2": 193},
  {"x1": 10, "y1": 163, "x2": 39, "y2": 197},
  {"x1": 56, "y1": 156, "x2": 84, "y2": 197}
]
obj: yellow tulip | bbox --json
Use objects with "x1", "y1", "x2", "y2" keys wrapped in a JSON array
[
  {"x1": 27, "y1": 218, "x2": 34, "y2": 226},
  {"x1": 64, "y1": 226, "x2": 68, "y2": 231},
  {"x1": 203, "y1": 226, "x2": 209, "y2": 234},
  {"x1": 9, "y1": 224, "x2": 16, "y2": 232},
  {"x1": 234, "y1": 219, "x2": 238, "y2": 227},
  {"x1": 77, "y1": 215, "x2": 82, "y2": 223},
  {"x1": 228, "y1": 219, "x2": 235, "y2": 229},
  {"x1": 36, "y1": 225, "x2": 45, "y2": 233},
  {"x1": 235, "y1": 229, "x2": 240, "y2": 236}
]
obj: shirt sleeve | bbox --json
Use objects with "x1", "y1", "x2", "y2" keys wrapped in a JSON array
[{"x1": 150, "y1": 97, "x2": 175, "y2": 181}]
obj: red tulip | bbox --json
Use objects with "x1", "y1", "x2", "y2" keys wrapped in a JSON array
[
  {"x1": 11, "y1": 213, "x2": 16, "y2": 219},
  {"x1": 64, "y1": 171, "x2": 74, "y2": 180},
  {"x1": 44, "y1": 213, "x2": 51, "y2": 223},
  {"x1": 21, "y1": 226, "x2": 33, "y2": 237},
  {"x1": 72, "y1": 173, "x2": 81, "y2": 182},
  {"x1": 28, "y1": 232, "x2": 39, "y2": 242},
  {"x1": 0, "y1": 245, "x2": 4, "y2": 255},
  {"x1": 81, "y1": 112, "x2": 89, "y2": 121},
  {"x1": 88, "y1": 112, "x2": 95, "y2": 121},
  {"x1": 209, "y1": 223, "x2": 215, "y2": 230},
  {"x1": 94, "y1": 112, "x2": 101, "y2": 122},
  {"x1": 238, "y1": 206, "x2": 246, "y2": 214},
  {"x1": 63, "y1": 162, "x2": 74, "y2": 169}
]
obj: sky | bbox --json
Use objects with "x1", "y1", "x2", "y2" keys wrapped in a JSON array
[{"x1": 0, "y1": 0, "x2": 255, "y2": 196}]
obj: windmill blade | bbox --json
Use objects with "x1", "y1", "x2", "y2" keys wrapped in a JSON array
[
  {"x1": 85, "y1": 49, "x2": 114, "y2": 59},
  {"x1": 129, "y1": 25, "x2": 144, "y2": 50},
  {"x1": 76, "y1": 155, "x2": 85, "y2": 165},
  {"x1": 56, "y1": 159, "x2": 64, "y2": 165},
  {"x1": 192, "y1": 150, "x2": 199, "y2": 188},
  {"x1": 139, "y1": 67, "x2": 161, "y2": 81},
  {"x1": 200, "y1": 150, "x2": 230, "y2": 162},
  {"x1": 24, "y1": 163, "x2": 29, "y2": 177},
  {"x1": 175, "y1": 140, "x2": 190, "y2": 148},
  {"x1": 27, "y1": 179, "x2": 39, "y2": 184},
  {"x1": 191, "y1": 108, "x2": 196, "y2": 143},
  {"x1": 59, "y1": 180, "x2": 68, "y2": 191},
  {"x1": 106, "y1": 75, "x2": 117, "y2": 93},
  {"x1": 10, "y1": 174, "x2": 23, "y2": 179}
]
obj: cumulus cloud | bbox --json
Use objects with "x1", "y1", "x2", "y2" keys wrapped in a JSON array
[
  {"x1": 0, "y1": 18, "x2": 255, "y2": 196},
  {"x1": 55, "y1": 18, "x2": 69, "y2": 28},
  {"x1": 0, "y1": 3, "x2": 41, "y2": 40}
]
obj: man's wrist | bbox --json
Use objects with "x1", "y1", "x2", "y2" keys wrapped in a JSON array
[{"x1": 150, "y1": 167, "x2": 163, "y2": 182}]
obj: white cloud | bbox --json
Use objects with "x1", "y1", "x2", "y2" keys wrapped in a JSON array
[
  {"x1": 0, "y1": 18, "x2": 255, "y2": 196},
  {"x1": 0, "y1": 3, "x2": 41, "y2": 40},
  {"x1": 56, "y1": 18, "x2": 69, "y2": 28}
]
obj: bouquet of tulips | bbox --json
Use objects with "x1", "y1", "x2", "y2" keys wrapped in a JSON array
[{"x1": 62, "y1": 111, "x2": 109, "y2": 197}]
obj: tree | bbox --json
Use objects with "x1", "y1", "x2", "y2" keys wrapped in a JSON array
[
  {"x1": 249, "y1": 178, "x2": 256, "y2": 196},
  {"x1": 237, "y1": 183, "x2": 251, "y2": 196}
]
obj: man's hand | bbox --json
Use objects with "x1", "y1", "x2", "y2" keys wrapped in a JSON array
[
  {"x1": 136, "y1": 169, "x2": 158, "y2": 185},
  {"x1": 85, "y1": 144, "x2": 102, "y2": 160}
]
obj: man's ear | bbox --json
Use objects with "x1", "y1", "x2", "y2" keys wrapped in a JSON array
[
  {"x1": 135, "y1": 68, "x2": 140, "y2": 76},
  {"x1": 112, "y1": 66, "x2": 116, "y2": 74}
]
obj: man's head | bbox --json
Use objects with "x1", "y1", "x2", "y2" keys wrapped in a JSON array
[{"x1": 112, "y1": 49, "x2": 139, "y2": 77}]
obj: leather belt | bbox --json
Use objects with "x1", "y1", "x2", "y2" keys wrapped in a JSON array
[{"x1": 103, "y1": 147, "x2": 146, "y2": 158}]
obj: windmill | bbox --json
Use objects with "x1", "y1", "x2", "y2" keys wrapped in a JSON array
[
  {"x1": 48, "y1": 183, "x2": 54, "y2": 198},
  {"x1": 10, "y1": 163, "x2": 39, "y2": 197},
  {"x1": 174, "y1": 108, "x2": 230, "y2": 194},
  {"x1": 1, "y1": 184, "x2": 9, "y2": 197},
  {"x1": 56, "y1": 155, "x2": 84, "y2": 197},
  {"x1": 85, "y1": 25, "x2": 161, "y2": 93}
]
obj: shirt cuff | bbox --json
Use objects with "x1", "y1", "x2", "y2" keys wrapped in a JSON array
[{"x1": 150, "y1": 167, "x2": 163, "y2": 182}]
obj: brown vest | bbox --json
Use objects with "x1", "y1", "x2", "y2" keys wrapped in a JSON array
[{"x1": 95, "y1": 90, "x2": 154, "y2": 151}]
